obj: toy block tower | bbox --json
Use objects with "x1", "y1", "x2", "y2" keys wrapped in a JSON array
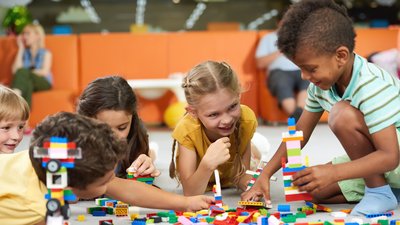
[
  {"x1": 213, "y1": 170, "x2": 223, "y2": 207},
  {"x1": 282, "y1": 118, "x2": 312, "y2": 202}
]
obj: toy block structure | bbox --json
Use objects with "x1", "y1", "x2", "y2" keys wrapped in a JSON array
[
  {"x1": 127, "y1": 167, "x2": 155, "y2": 185},
  {"x1": 282, "y1": 118, "x2": 312, "y2": 202},
  {"x1": 33, "y1": 136, "x2": 82, "y2": 225},
  {"x1": 213, "y1": 170, "x2": 224, "y2": 208}
]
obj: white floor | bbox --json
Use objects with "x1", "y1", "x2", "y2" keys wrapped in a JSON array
[{"x1": 17, "y1": 124, "x2": 400, "y2": 224}]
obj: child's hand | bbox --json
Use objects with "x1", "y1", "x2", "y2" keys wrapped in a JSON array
[
  {"x1": 241, "y1": 172, "x2": 272, "y2": 205},
  {"x1": 292, "y1": 164, "x2": 337, "y2": 194},
  {"x1": 127, "y1": 154, "x2": 161, "y2": 177},
  {"x1": 202, "y1": 137, "x2": 231, "y2": 170},
  {"x1": 185, "y1": 195, "x2": 214, "y2": 212}
]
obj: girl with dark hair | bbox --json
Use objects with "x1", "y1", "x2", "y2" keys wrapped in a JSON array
[{"x1": 77, "y1": 75, "x2": 159, "y2": 178}]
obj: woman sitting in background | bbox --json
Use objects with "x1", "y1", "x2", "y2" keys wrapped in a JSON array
[{"x1": 11, "y1": 22, "x2": 52, "y2": 109}]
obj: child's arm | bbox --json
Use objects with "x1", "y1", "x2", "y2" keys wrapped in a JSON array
[
  {"x1": 293, "y1": 124, "x2": 400, "y2": 194},
  {"x1": 241, "y1": 110, "x2": 322, "y2": 203},
  {"x1": 178, "y1": 137, "x2": 231, "y2": 196},
  {"x1": 128, "y1": 154, "x2": 160, "y2": 177},
  {"x1": 106, "y1": 177, "x2": 214, "y2": 211},
  {"x1": 236, "y1": 142, "x2": 252, "y2": 191}
]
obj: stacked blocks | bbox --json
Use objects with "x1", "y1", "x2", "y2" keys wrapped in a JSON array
[
  {"x1": 213, "y1": 170, "x2": 223, "y2": 208},
  {"x1": 282, "y1": 118, "x2": 312, "y2": 202},
  {"x1": 127, "y1": 172, "x2": 155, "y2": 185}
]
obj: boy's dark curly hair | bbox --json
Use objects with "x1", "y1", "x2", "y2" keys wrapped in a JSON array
[
  {"x1": 277, "y1": 0, "x2": 356, "y2": 59},
  {"x1": 29, "y1": 112, "x2": 126, "y2": 189}
]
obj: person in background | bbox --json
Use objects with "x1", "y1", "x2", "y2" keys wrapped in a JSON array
[
  {"x1": 255, "y1": 9, "x2": 309, "y2": 121},
  {"x1": 11, "y1": 22, "x2": 52, "y2": 109}
]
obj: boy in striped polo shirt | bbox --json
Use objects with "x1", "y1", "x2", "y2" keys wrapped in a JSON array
[{"x1": 242, "y1": 0, "x2": 400, "y2": 216}]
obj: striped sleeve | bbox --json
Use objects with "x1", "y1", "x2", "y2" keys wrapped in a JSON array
[
  {"x1": 352, "y1": 68, "x2": 400, "y2": 134},
  {"x1": 305, "y1": 84, "x2": 324, "y2": 112}
]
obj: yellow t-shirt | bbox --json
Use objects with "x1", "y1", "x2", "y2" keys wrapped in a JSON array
[
  {"x1": 0, "y1": 150, "x2": 47, "y2": 224},
  {"x1": 172, "y1": 104, "x2": 257, "y2": 189}
]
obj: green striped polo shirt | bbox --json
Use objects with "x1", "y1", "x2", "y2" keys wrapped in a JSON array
[{"x1": 305, "y1": 54, "x2": 400, "y2": 134}]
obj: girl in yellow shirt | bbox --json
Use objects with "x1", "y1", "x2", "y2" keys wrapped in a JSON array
[{"x1": 169, "y1": 61, "x2": 263, "y2": 196}]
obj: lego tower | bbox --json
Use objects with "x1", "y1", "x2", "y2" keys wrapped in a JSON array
[{"x1": 282, "y1": 118, "x2": 312, "y2": 202}]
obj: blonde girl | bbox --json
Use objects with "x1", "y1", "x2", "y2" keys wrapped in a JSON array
[{"x1": 169, "y1": 61, "x2": 260, "y2": 196}]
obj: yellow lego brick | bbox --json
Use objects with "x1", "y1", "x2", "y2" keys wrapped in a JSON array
[
  {"x1": 77, "y1": 214, "x2": 85, "y2": 221},
  {"x1": 284, "y1": 186, "x2": 299, "y2": 191},
  {"x1": 237, "y1": 216, "x2": 247, "y2": 223},
  {"x1": 252, "y1": 212, "x2": 261, "y2": 222},
  {"x1": 130, "y1": 213, "x2": 139, "y2": 221},
  {"x1": 49, "y1": 143, "x2": 68, "y2": 148},
  {"x1": 196, "y1": 209, "x2": 208, "y2": 215},
  {"x1": 183, "y1": 212, "x2": 196, "y2": 217},
  {"x1": 237, "y1": 201, "x2": 265, "y2": 207}
]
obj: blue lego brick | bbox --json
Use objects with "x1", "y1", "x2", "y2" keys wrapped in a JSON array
[
  {"x1": 63, "y1": 193, "x2": 77, "y2": 201},
  {"x1": 288, "y1": 118, "x2": 295, "y2": 126},
  {"x1": 390, "y1": 219, "x2": 400, "y2": 225},
  {"x1": 215, "y1": 196, "x2": 222, "y2": 201},
  {"x1": 278, "y1": 204, "x2": 291, "y2": 212},
  {"x1": 132, "y1": 220, "x2": 146, "y2": 225},
  {"x1": 61, "y1": 162, "x2": 75, "y2": 168},
  {"x1": 283, "y1": 166, "x2": 306, "y2": 173},
  {"x1": 261, "y1": 217, "x2": 268, "y2": 225},
  {"x1": 366, "y1": 212, "x2": 393, "y2": 218},
  {"x1": 50, "y1": 136, "x2": 68, "y2": 143},
  {"x1": 93, "y1": 210, "x2": 107, "y2": 216},
  {"x1": 280, "y1": 212, "x2": 293, "y2": 217},
  {"x1": 189, "y1": 217, "x2": 198, "y2": 223},
  {"x1": 344, "y1": 223, "x2": 360, "y2": 225}
]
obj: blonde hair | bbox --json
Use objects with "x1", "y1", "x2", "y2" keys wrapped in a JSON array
[
  {"x1": 23, "y1": 23, "x2": 46, "y2": 48},
  {"x1": 169, "y1": 60, "x2": 246, "y2": 187},
  {"x1": 0, "y1": 85, "x2": 30, "y2": 122}
]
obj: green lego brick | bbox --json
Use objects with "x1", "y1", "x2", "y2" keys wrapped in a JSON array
[
  {"x1": 284, "y1": 180, "x2": 292, "y2": 186},
  {"x1": 157, "y1": 212, "x2": 169, "y2": 217},
  {"x1": 295, "y1": 212, "x2": 306, "y2": 218},
  {"x1": 287, "y1": 148, "x2": 301, "y2": 156},
  {"x1": 281, "y1": 215, "x2": 296, "y2": 223},
  {"x1": 259, "y1": 208, "x2": 268, "y2": 216},
  {"x1": 168, "y1": 216, "x2": 178, "y2": 223},
  {"x1": 206, "y1": 217, "x2": 215, "y2": 223},
  {"x1": 378, "y1": 220, "x2": 389, "y2": 225},
  {"x1": 288, "y1": 163, "x2": 303, "y2": 168},
  {"x1": 136, "y1": 177, "x2": 155, "y2": 182}
]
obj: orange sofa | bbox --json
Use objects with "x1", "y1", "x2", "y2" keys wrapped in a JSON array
[
  {"x1": 79, "y1": 31, "x2": 259, "y2": 124},
  {"x1": 257, "y1": 28, "x2": 399, "y2": 124},
  {"x1": 1, "y1": 28, "x2": 397, "y2": 126},
  {"x1": 0, "y1": 35, "x2": 79, "y2": 126}
]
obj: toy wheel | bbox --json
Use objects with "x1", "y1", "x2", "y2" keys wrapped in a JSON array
[
  {"x1": 61, "y1": 203, "x2": 71, "y2": 220},
  {"x1": 47, "y1": 159, "x2": 61, "y2": 173},
  {"x1": 46, "y1": 199, "x2": 61, "y2": 213}
]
